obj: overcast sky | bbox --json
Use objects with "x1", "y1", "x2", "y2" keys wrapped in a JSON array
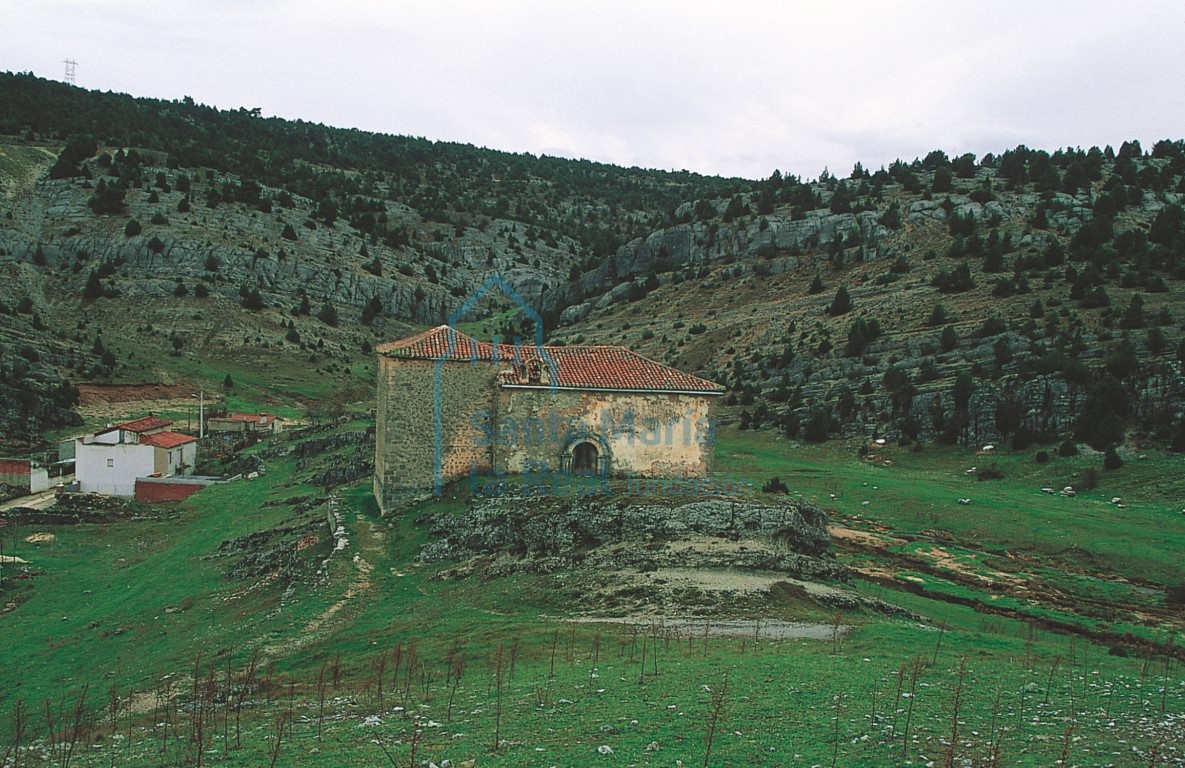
[{"x1": 3, "y1": 1, "x2": 1183, "y2": 180}]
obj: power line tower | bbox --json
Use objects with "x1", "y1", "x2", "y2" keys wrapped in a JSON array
[{"x1": 63, "y1": 59, "x2": 77, "y2": 85}]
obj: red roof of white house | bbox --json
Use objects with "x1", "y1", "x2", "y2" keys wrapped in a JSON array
[
  {"x1": 114, "y1": 415, "x2": 173, "y2": 433},
  {"x1": 377, "y1": 326, "x2": 723, "y2": 394},
  {"x1": 140, "y1": 431, "x2": 197, "y2": 449}
]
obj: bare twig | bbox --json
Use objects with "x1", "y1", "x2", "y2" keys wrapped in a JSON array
[{"x1": 702, "y1": 670, "x2": 730, "y2": 768}]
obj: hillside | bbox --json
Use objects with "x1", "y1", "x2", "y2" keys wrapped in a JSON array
[
  {"x1": 2, "y1": 414, "x2": 1183, "y2": 766},
  {"x1": 1, "y1": 72, "x2": 1184, "y2": 460},
  {"x1": 0, "y1": 72, "x2": 742, "y2": 448}
]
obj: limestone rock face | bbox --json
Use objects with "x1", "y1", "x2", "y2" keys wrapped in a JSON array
[
  {"x1": 417, "y1": 496, "x2": 847, "y2": 581},
  {"x1": 542, "y1": 209, "x2": 894, "y2": 320}
]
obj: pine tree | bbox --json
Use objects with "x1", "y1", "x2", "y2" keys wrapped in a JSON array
[
  {"x1": 828, "y1": 286, "x2": 852, "y2": 316},
  {"x1": 83, "y1": 270, "x2": 104, "y2": 300}
]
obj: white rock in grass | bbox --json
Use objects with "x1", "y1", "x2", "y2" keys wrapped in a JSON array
[{"x1": 597, "y1": 745, "x2": 613, "y2": 755}]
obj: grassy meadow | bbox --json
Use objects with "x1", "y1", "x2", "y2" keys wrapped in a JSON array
[{"x1": 1, "y1": 423, "x2": 1182, "y2": 766}]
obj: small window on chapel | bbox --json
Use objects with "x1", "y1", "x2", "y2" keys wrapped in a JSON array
[
  {"x1": 106, "y1": 458, "x2": 114, "y2": 467},
  {"x1": 526, "y1": 358, "x2": 543, "y2": 384}
]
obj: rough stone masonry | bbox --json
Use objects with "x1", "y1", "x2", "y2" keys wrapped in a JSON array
[{"x1": 374, "y1": 326, "x2": 723, "y2": 513}]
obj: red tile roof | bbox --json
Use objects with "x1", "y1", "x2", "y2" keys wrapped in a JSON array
[
  {"x1": 378, "y1": 326, "x2": 722, "y2": 393},
  {"x1": 140, "y1": 431, "x2": 197, "y2": 449},
  {"x1": 114, "y1": 415, "x2": 173, "y2": 433}
]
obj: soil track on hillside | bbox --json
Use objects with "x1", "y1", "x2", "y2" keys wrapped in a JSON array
[
  {"x1": 76, "y1": 383, "x2": 202, "y2": 422},
  {"x1": 77, "y1": 383, "x2": 196, "y2": 406}
]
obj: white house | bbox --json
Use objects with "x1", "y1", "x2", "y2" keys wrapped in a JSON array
[{"x1": 75, "y1": 415, "x2": 197, "y2": 496}]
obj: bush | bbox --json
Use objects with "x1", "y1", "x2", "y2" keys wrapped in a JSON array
[
  {"x1": 979, "y1": 315, "x2": 1007, "y2": 337},
  {"x1": 1103, "y1": 446, "x2": 1124, "y2": 470},
  {"x1": 1166, "y1": 583, "x2": 1185, "y2": 606},
  {"x1": 762, "y1": 477, "x2": 789, "y2": 495},
  {"x1": 1035, "y1": 450, "x2": 1050, "y2": 464},
  {"x1": 1012, "y1": 428, "x2": 1038, "y2": 450},
  {"x1": 1058, "y1": 439, "x2": 1079, "y2": 457},
  {"x1": 932, "y1": 262, "x2": 974, "y2": 293},
  {"x1": 239, "y1": 287, "x2": 264, "y2": 310},
  {"x1": 124, "y1": 219, "x2": 142, "y2": 237},
  {"x1": 1081, "y1": 467, "x2": 1099, "y2": 490},
  {"x1": 317, "y1": 302, "x2": 339, "y2": 326},
  {"x1": 802, "y1": 406, "x2": 833, "y2": 443},
  {"x1": 976, "y1": 464, "x2": 1005, "y2": 481}
]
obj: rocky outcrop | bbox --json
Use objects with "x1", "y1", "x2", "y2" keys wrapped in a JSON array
[
  {"x1": 542, "y1": 208, "x2": 895, "y2": 319},
  {"x1": 417, "y1": 497, "x2": 847, "y2": 582}
]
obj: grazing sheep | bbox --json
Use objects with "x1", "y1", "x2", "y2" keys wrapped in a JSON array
[
  {"x1": 1041, "y1": 487, "x2": 1055, "y2": 494},
  {"x1": 957, "y1": 498, "x2": 972, "y2": 506}
]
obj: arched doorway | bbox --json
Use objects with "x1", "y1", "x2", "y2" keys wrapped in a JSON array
[{"x1": 572, "y1": 441, "x2": 599, "y2": 475}]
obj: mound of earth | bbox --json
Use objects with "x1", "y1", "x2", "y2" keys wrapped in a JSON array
[{"x1": 417, "y1": 496, "x2": 848, "y2": 582}]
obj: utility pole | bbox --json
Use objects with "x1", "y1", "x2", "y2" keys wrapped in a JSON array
[
  {"x1": 192, "y1": 390, "x2": 206, "y2": 438},
  {"x1": 63, "y1": 59, "x2": 77, "y2": 85}
]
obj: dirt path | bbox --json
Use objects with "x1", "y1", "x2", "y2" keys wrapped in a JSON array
[
  {"x1": 565, "y1": 616, "x2": 849, "y2": 641},
  {"x1": 0, "y1": 489, "x2": 60, "y2": 512},
  {"x1": 263, "y1": 508, "x2": 384, "y2": 657},
  {"x1": 645, "y1": 566, "x2": 853, "y2": 603},
  {"x1": 828, "y1": 525, "x2": 906, "y2": 549}
]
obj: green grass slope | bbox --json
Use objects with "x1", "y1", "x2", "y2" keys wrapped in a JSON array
[{"x1": 1, "y1": 422, "x2": 1182, "y2": 766}]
